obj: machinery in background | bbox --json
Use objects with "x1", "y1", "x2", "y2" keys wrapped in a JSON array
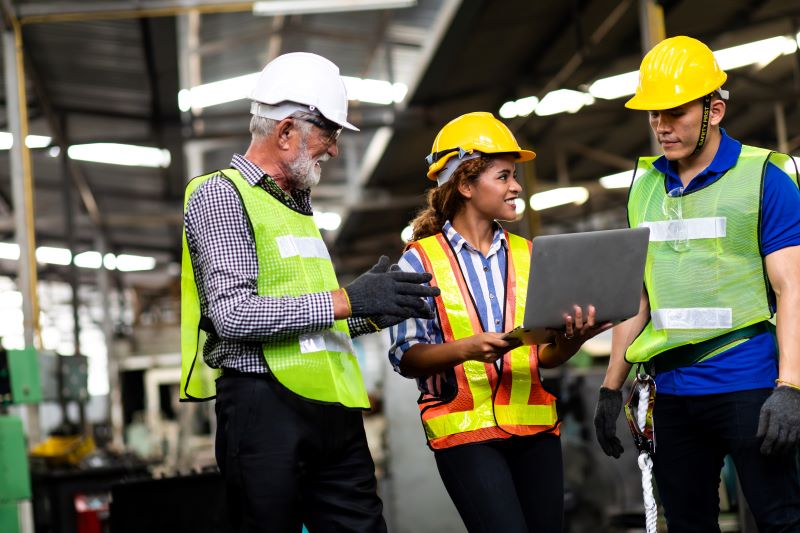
[{"x1": 0, "y1": 346, "x2": 41, "y2": 533}]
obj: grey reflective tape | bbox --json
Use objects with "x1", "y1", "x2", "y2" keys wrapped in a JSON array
[
  {"x1": 640, "y1": 217, "x2": 726, "y2": 242},
  {"x1": 651, "y1": 308, "x2": 732, "y2": 330},
  {"x1": 298, "y1": 330, "x2": 354, "y2": 354},
  {"x1": 275, "y1": 235, "x2": 331, "y2": 260}
]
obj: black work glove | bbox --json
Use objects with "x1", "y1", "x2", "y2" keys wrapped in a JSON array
[
  {"x1": 594, "y1": 387, "x2": 624, "y2": 458},
  {"x1": 367, "y1": 264, "x2": 438, "y2": 330},
  {"x1": 756, "y1": 385, "x2": 800, "y2": 455},
  {"x1": 345, "y1": 256, "x2": 440, "y2": 320}
]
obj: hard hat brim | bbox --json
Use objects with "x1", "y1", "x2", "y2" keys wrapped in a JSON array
[{"x1": 514, "y1": 149, "x2": 536, "y2": 163}]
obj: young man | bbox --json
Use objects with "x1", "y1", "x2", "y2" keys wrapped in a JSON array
[
  {"x1": 593, "y1": 36, "x2": 800, "y2": 531},
  {"x1": 180, "y1": 52, "x2": 439, "y2": 532}
]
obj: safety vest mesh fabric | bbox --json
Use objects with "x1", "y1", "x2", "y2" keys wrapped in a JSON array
[
  {"x1": 180, "y1": 169, "x2": 369, "y2": 408},
  {"x1": 625, "y1": 145, "x2": 797, "y2": 363},
  {"x1": 411, "y1": 232, "x2": 558, "y2": 450},
  {"x1": 180, "y1": 171, "x2": 222, "y2": 401}
]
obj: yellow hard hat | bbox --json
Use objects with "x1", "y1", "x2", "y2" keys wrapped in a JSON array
[
  {"x1": 625, "y1": 36, "x2": 727, "y2": 110},
  {"x1": 426, "y1": 112, "x2": 535, "y2": 180}
]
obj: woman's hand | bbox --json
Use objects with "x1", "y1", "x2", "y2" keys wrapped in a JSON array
[
  {"x1": 539, "y1": 305, "x2": 613, "y2": 368},
  {"x1": 461, "y1": 332, "x2": 521, "y2": 364},
  {"x1": 555, "y1": 304, "x2": 613, "y2": 348}
]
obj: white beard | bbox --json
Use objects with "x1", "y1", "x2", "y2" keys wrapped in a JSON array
[{"x1": 288, "y1": 140, "x2": 325, "y2": 190}]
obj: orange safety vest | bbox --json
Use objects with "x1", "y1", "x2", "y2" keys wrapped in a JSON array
[{"x1": 409, "y1": 231, "x2": 559, "y2": 450}]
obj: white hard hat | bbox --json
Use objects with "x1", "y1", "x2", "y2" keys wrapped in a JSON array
[{"x1": 249, "y1": 52, "x2": 359, "y2": 131}]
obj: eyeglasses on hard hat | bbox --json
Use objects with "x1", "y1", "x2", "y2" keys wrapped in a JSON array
[
  {"x1": 425, "y1": 147, "x2": 473, "y2": 167},
  {"x1": 293, "y1": 112, "x2": 343, "y2": 145}
]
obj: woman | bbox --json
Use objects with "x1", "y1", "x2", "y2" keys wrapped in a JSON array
[{"x1": 389, "y1": 112, "x2": 610, "y2": 533}]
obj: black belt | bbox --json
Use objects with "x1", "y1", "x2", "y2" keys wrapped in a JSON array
[{"x1": 645, "y1": 320, "x2": 774, "y2": 375}]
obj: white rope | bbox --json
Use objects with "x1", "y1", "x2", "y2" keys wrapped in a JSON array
[{"x1": 636, "y1": 382, "x2": 658, "y2": 533}]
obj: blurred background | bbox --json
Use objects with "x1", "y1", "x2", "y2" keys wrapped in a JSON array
[{"x1": 0, "y1": 0, "x2": 798, "y2": 531}]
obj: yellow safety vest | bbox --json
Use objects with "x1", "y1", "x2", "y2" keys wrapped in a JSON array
[
  {"x1": 180, "y1": 169, "x2": 369, "y2": 408},
  {"x1": 626, "y1": 145, "x2": 798, "y2": 363},
  {"x1": 409, "y1": 232, "x2": 558, "y2": 450}
]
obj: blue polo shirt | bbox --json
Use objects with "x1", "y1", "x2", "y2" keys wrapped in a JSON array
[{"x1": 648, "y1": 129, "x2": 800, "y2": 395}]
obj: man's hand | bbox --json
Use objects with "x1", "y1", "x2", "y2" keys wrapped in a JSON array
[
  {"x1": 594, "y1": 387, "x2": 624, "y2": 458},
  {"x1": 345, "y1": 256, "x2": 440, "y2": 320},
  {"x1": 756, "y1": 385, "x2": 800, "y2": 455}
]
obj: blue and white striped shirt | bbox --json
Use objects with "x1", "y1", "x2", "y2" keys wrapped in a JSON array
[
  {"x1": 388, "y1": 221, "x2": 509, "y2": 394},
  {"x1": 184, "y1": 154, "x2": 371, "y2": 374}
]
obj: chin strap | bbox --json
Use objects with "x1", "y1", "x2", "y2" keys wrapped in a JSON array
[{"x1": 692, "y1": 93, "x2": 713, "y2": 155}]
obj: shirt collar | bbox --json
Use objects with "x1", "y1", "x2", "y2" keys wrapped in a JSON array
[
  {"x1": 230, "y1": 153, "x2": 267, "y2": 186},
  {"x1": 652, "y1": 128, "x2": 742, "y2": 193},
  {"x1": 442, "y1": 220, "x2": 507, "y2": 257}
]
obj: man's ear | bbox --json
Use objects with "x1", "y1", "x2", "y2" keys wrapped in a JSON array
[
  {"x1": 275, "y1": 118, "x2": 295, "y2": 150},
  {"x1": 709, "y1": 98, "x2": 726, "y2": 127}
]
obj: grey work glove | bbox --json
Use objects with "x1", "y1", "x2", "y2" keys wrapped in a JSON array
[
  {"x1": 594, "y1": 387, "x2": 625, "y2": 458},
  {"x1": 756, "y1": 385, "x2": 800, "y2": 455},
  {"x1": 345, "y1": 256, "x2": 440, "y2": 321}
]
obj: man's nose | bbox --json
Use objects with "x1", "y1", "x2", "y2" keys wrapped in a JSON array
[{"x1": 327, "y1": 140, "x2": 339, "y2": 158}]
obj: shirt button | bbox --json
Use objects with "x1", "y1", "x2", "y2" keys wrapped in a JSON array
[
  {"x1": 489, "y1": 294, "x2": 495, "y2": 300},
  {"x1": 483, "y1": 266, "x2": 489, "y2": 272},
  {"x1": 495, "y1": 319, "x2": 500, "y2": 325}
]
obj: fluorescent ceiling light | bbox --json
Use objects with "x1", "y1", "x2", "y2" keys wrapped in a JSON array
[
  {"x1": 313, "y1": 211, "x2": 342, "y2": 231},
  {"x1": 529, "y1": 187, "x2": 589, "y2": 211},
  {"x1": 586, "y1": 33, "x2": 800, "y2": 104},
  {"x1": 182, "y1": 74, "x2": 405, "y2": 112},
  {"x1": 499, "y1": 96, "x2": 539, "y2": 119},
  {"x1": 67, "y1": 143, "x2": 171, "y2": 168},
  {"x1": 535, "y1": 89, "x2": 594, "y2": 116},
  {"x1": 179, "y1": 72, "x2": 260, "y2": 112},
  {"x1": 401, "y1": 225, "x2": 413, "y2": 243},
  {"x1": 0, "y1": 243, "x2": 20, "y2": 260},
  {"x1": 714, "y1": 35, "x2": 797, "y2": 70},
  {"x1": 73, "y1": 251, "x2": 102, "y2": 269},
  {"x1": 514, "y1": 198, "x2": 526, "y2": 215},
  {"x1": 599, "y1": 168, "x2": 645, "y2": 189},
  {"x1": 342, "y1": 76, "x2": 408, "y2": 105},
  {"x1": 587, "y1": 71, "x2": 639, "y2": 100},
  {"x1": 26, "y1": 135, "x2": 52, "y2": 148},
  {"x1": 253, "y1": 0, "x2": 416, "y2": 16},
  {"x1": 36, "y1": 246, "x2": 72, "y2": 266},
  {"x1": 115, "y1": 254, "x2": 156, "y2": 272},
  {"x1": 0, "y1": 132, "x2": 52, "y2": 149},
  {"x1": 0, "y1": 246, "x2": 155, "y2": 271}
]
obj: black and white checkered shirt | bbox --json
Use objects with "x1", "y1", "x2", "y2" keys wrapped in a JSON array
[{"x1": 184, "y1": 154, "x2": 371, "y2": 373}]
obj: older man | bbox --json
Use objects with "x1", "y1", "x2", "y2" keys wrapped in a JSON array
[{"x1": 180, "y1": 52, "x2": 439, "y2": 532}]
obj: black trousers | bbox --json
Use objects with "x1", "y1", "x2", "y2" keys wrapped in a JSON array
[
  {"x1": 433, "y1": 433, "x2": 564, "y2": 533},
  {"x1": 653, "y1": 390, "x2": 800, "y2": 533},
  {"x1": 215, "y1": 373, "x2": 387, "y2": 533}
]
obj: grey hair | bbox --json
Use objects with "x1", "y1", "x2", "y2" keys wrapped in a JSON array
[
  {"x1": 250, "y1": 115, "x2": 277, "y2": 141},
  {"x1": 249, "y1": 113, "x2": 313, "y2": 141}
]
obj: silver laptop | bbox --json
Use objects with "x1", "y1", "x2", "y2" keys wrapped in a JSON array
[{"x1": 504, "y1": 227, "x2": 650, "y2": 345}]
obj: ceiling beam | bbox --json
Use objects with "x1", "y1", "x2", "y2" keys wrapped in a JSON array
[{"x1": 17, "y1": 1, "x2": 253, "y2": 25}]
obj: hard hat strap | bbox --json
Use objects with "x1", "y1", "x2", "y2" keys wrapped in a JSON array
[{"x1": 692, "y1": 93, "x2": 713, "y2": 155}]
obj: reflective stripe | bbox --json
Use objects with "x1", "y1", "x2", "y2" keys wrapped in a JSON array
[
  {"x1": 276, "y1": 235, "x2": 331, "y2": 260},
  {"x1": 424, "y1": 401, "x2": 499, "y2": 439},
  {"x1": 651, "y1": 308, "x2": 732, "y2": 330},
  {"x1": 298, "y1": 330, "x2": 354, "y2": 354},
  {"x1": 495, "y1": 402, "x2": 558, "y2": 426},
  {"x1": 640, "y1": 217, "x2": 726, "y2": 242}
]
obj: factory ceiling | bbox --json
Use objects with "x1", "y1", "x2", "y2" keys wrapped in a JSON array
[{"x1": 0, "y1": 0, "x2": 798, "y2": 292}]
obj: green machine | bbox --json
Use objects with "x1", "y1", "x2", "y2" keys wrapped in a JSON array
[{"x1": 0, "y1": 346, "x2": 41, "y2": 533}]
